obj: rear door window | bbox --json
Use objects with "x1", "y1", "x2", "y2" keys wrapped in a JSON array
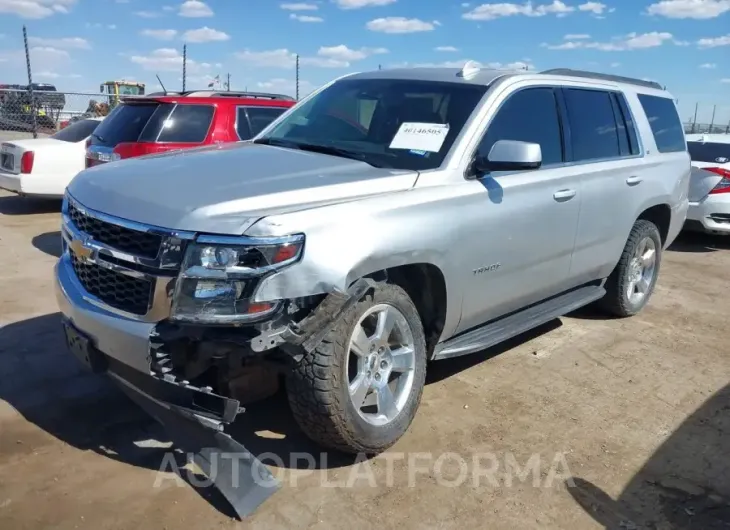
[
  {"x1": 563, "y1": 88, "x2": 621, "y2": 162},
  {"x1": 155, "y1": 104, "x2": 215, "y2": 143},
  {"x1": 686, "y1": 141, "x2": 730, "y2": 164},
  {"x1": 637, "y1": 94, "x2": 686, "y2": 153},
  {"x1": 236, "y1": 106, "x2": 288, "y2": 140},
  {"x1": 90, "y1": 103, "x2": 159, "y2": 146}
]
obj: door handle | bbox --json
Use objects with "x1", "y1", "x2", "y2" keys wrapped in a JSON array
[
  {"x1": 626, "y1": 176, "x2": 643, "y2": 186},
  {"x1": 553, "y1": 189, "x2": 576, "y2": 202}
]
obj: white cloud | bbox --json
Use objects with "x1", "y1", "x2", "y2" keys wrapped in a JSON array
[
  {"x1": 182, "y1": 27, "x2": 230, "y2": 42},
  {"x1": 366, "y1": 17, "x2": 436, "y2": 33},
  {"x1": 28, "y1": 36, "x2": 90, "y2": 49},
  {"x1": 564, "y1": 33, "x2": 590, "y2": 39},
  {"x1": 236, "y1": 45, "x2": 387, "y2": 69},
  {"x1": 699, "y1": 63, "x2": 717, "y2": 69},
  {"x1": 140, "y1": 29, "x2": 178, "y2": 40},
  {"x1": 543, "y1": 32, "x2": 675, "y2": 50},
  {"x1": 280, "y1": 2, "x2": 318, "y2": 9},
  {"x1": 646, "y1": 0, "x2": 730, "y2": 19},
  {"x1": 435, "y1": 46, "x2": 459, "y2": 52},
  {"x1": 610, "y1": 62, "x2": 620, "y2": 67},
  {"x1": 721, "y1": 78, "x2": 730, "y2": 84},
  {"x1": 0, "y1": 0, "x2": 76, "y2": 19},
  {"x1": 257, "y1": 77, "x2": 315, "y2": 97},
  {"x1": 393, "y1": 59, "x2": 534, "y2": 70},
  {"x1": 697, "y1": 34, "x2": 730, "y2": 48},
  {"x1": 129, "y1": 47, "x2": 212, "y2": 73},
  {"x1": 35, "y1": 71, "x2": 80, "y2": 79},
  {"x1": 179, "y1": 0, "x2": 213, "y2": 17},
  {"x1": 463, "y1": 1, "x2": 608, "y2": 20},
  {"x1": 335, "y1": 0, "x2": 396, "y2": 8},
  {"x1": 290, "y1": 13, "x2": 324, "y2": 21},
  {"x1": 134, "y1": 10, "x2": 161, "y2": 18}
]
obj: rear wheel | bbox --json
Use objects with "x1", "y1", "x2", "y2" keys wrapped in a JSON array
[
  {"x1": 286, "y1": 283, "x2": 427, "y2": 454},
  {"x1": 600, "y1": 219, "x2": 662, "y2": 317}
]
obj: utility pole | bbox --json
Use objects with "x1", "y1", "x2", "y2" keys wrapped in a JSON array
[
  {"x1": 378, "y1": 64, "x2": 382, "y2": 70},
  {"x1": 709, "y1": 104, "x2": 716, "y2": 132},
  {"x1": 295, "y1": 54, "x2": 300, "y2": 101},
  {"x1": 691, "y1": 102, "x2": 698, "y2": 134},
  {"x1": 226, "y1": 72, "x2": 231, "y2": 91},
  {"x1": 182, "y1": 44, "x2": 187, "y2": 92}
]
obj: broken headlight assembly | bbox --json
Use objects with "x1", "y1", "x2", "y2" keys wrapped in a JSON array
[{"x1": 170, "y1": 233, "x2": 304, "y2": 324}]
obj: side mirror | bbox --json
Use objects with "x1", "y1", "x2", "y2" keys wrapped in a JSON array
[{"x1": 472, "y1": 139, "x2": 542, "y2": 175}]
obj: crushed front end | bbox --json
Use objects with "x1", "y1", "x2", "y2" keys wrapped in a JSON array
[{"x1": 54, "y1": 192, "x2": 352, "y2": 518}]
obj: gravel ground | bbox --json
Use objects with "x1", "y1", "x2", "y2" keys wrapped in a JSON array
[{"x1": 0, "y1": 188, "x2": 728, "y2": 530}]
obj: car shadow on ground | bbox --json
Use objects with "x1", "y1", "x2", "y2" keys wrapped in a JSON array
[
  {"x1": 32, "y1": 231, "x2": 62, "y2": 258},
  {"x1": 0, "y1": 195, "x2": 61, "y2": 215},
  {"x1": 668, "y1": 231, "x2": 730, "y2": 253},
  {"x1": 566, "y1": 383, "x2": 730, "y2": 529}
]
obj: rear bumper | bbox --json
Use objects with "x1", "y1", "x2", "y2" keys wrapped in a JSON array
[
  {"x1": 0, "y1": 170, "x2": 66, "y2": 198},
  {"x1": 686, "y1": 195, "x2": 730, "y2": 234}
]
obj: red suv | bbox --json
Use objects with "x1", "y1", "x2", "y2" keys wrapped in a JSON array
[{"x1": 85, "y1": 90, "x2": 295, "y2": 168}]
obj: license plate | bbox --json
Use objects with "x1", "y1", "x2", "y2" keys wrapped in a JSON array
[{"x1": 62, "y1": 320, "x2": 107, "y2": 373}]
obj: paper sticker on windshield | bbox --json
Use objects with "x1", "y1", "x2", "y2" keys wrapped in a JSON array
[{"x1": 389, "y1": 122, "x2": 449, "y2": 153}]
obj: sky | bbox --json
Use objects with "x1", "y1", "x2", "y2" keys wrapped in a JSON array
[{"x1": 0, "y1": 0, "x2": 729, "y2": 123}]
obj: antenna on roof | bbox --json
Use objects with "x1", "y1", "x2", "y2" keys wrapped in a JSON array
[
  {"x1": 457, "y1": 60, "x2": 481, "y2": 80},
  {"x1": 156, "y1": 74, "x2": 167, "y2": 95}
]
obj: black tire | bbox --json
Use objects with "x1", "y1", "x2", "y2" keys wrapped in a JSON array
[
  {"x1": 286, "y1": 283, "x2": 427, "y2": 454},
  {"x1": 599, "y1": 219, "x2": 662, "y2": 317}
]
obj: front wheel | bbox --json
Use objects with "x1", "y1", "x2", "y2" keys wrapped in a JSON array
[
  {"x1": 286, "y1": 283, "x2": 427, "y2": 454},
  {"x1": 599, "y1": 219, "x2": 662, "y2": 317}
]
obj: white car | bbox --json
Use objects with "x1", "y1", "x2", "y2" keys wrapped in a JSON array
[
  {"x1": 685, "y1": 133, "x2": 730, "y2": 235},
  {"x1": 0, "y1": 117, "x2": 104, "y2": 199}
]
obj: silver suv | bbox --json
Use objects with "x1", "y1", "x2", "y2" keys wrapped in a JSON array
[{"x1": 55, "y1": 64, "x2": 690, "y2": 514}]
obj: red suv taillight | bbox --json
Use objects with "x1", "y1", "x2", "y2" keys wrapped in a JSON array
[
  {"x1": 20, "y1": 151, "x2": 34, "y2": 174},
  {"x1": 707, "y1": 167, "x2": 730, "y2": 195}
]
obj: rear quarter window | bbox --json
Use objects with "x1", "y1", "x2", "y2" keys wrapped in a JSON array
[
  {"x1": 156, "y1": 104, "x2": 215, "y2": 143},
  {"x1": 637, "y1": 94, "x2": 686, "y2": 153},
  {"x1": 91, "y1": 103, "x2": 159, "y2": 146}
]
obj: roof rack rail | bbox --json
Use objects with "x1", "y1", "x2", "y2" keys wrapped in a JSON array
[
  {"x1": 180, "y1": 90, "x2": 296, "y2": 101},
  {"x1": 540, "y1": 68, "x2": 664, "y2": 90}
]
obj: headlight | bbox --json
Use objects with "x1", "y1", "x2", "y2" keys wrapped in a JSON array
[{"x1": 170, "y1": 233, "x2": 304, "y2": 323}]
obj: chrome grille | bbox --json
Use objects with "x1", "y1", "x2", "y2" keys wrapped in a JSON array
[
  {"x1": 70, "y1": 252, "x2": 154, "y2": 315},
  {"x1": 68, "y1": 201, "x2": 162, "y2": 259}
]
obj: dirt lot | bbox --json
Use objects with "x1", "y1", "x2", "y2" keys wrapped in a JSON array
[{"x1": 0, "y1": 188, "x2": 728, "y2": 530}]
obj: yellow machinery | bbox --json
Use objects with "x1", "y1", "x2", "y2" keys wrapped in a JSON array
[{"x1": 99, "y1": 80, "x2": 146, "y2": 108}]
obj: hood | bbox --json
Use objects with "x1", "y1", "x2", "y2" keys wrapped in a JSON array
[{"x1": 66, "y1": 142, "x2": 418, "y2": 235}]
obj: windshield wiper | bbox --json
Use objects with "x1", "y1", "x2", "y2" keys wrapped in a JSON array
[{"x1": 255, "y1": 138, "x2": 384, "y2": 168}]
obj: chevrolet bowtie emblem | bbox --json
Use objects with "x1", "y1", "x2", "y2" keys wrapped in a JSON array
[{"x1": 69, "y1": 238, "x2": 94, "y2": 262}]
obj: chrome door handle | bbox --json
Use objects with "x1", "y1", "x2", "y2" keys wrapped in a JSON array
[
  {"x1": 553, "y1": 189, "x2": 576, "y2": 202},
  {"x1": 626, "y1": 176, "x2": 643, "y2": 186}
]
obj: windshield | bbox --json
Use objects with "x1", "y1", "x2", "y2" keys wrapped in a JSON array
[
  {"x1": 687, "y1": 141, "x2": 730, "y2": 164},
  {"x1": 256, "y1": 78, "x2": 487, "y2": 170},
  {"x1": 51, "y1": 119, "x2": 101, "y2": 143}
]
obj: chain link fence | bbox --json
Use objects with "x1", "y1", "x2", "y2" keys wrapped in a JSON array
[{"x1": 0, "y1": 88, "x2": 111, "y2": 141}]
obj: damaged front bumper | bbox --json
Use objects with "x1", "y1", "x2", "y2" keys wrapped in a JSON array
[{"x1": 55, "y1": 259, "x2": 280, "y2": 518}]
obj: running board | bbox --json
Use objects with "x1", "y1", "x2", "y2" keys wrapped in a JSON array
[{"x1": 432, "y1": 285, "x2": 606, "y2": 360}]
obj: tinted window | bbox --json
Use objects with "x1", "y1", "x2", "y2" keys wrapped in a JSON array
[
  {"x1": 687, "y1": 141, "x2": 730, "y2": 163},
  {"x1": 258, "y1": 78, "x2": 487, "y2": 171},
  {"x1": 51, "y1": 119, "x2": 100, "y2": 143},
  {"x1": 564, "y1": 89, "x2": 620, "y2": 161},
  {"x1": 637, "y1": 94, "x2": 686, "y2": 153},
  {"x1": 156, "y1": 104, "x2": 214, "y2": 143},
  {"x1": 247, "y1": 107, "x2": 287, "y2": 137},
  {"x1": 236, "y1": 107, "x2": 252, "y2": 139},
  {"x1": 477, "y1": 87, "x2": 563, "y2": 166},
  {"x1": 90, "y1": 103, "x2": 158, "y2": 147}
]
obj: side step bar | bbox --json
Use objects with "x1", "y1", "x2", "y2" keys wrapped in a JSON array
[{"x1": 432, "y1": 285, "x2": 606, "y2": 360}]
